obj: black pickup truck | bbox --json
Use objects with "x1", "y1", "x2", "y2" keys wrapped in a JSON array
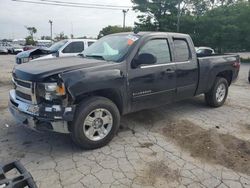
[{"x1": 9, "y1": 32, "x2": 240, "y2": 149}]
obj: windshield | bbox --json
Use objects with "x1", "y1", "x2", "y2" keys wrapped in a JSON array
[
  {"x1": 82, "y1": 34, "x2": 140, "y2": 62},
  {"x1": 48, "y1": 40, "x2": 67, "y2": 52}
]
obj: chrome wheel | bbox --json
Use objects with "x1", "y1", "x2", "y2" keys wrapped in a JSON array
[
  {"x1": 216, "y1": 83, "x2": 226, "y2": 103},
  {"x1": 83, "y1": 108, "x2": 113, "y2": 141}
]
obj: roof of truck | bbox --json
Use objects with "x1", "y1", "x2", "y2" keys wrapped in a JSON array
[{"x1": 110, "y1": 31, "x2": 190, "y2": 38}]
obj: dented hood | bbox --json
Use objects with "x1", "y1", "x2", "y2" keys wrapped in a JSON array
[
  {"x1": 13, "y1": 56, "x2": 111, "y2": 81},
  {"x1": 16, "y1": 48, "x2": 51, "y2": 59}
]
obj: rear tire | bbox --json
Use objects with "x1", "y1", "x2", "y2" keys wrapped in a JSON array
[
  {"x1": 205, "y1": 77, "x2": 228, "y2": 107},
  {"x1": 71, "y1": 96, "x2": 120, "y2": 150}
]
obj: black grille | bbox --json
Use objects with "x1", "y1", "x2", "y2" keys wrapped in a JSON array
[
  {"x1": 16, "y1": 90, "x2": 32, "y2": 101},
  {"x1": 14, "y1": 78, "x2": 31, "y2": 88}
]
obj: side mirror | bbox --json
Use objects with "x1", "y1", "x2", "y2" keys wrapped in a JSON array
[{"x1": 131, "y1": 53, "x2": 156, "y2": 68}]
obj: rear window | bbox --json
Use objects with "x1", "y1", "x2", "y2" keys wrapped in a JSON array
[{"x1": 173, "y1": 39, "x2": 191, "y2": 62}]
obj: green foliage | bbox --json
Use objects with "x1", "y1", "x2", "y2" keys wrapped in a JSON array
[
  {"x1": 25, "y1": 26, "x2": 37, "y2": 37},
  {"x1": 132, "y1": 0, "x2": 250, "y2": 52},
  {"x1": 98, "y1": 25, "x2": 133, "y2": 39},
  {"x1": 54, "y1": 32, "x2": 68, "y2": 41},
  {"x1": 77, "y1": 36, "x2": 88, "y2": 39},
  {"x1": 194, "y1": 2, "x2": 250, "y2": 52},
  {"x1": 25, "y1": 36, "x2": 36, "y2": 45},
  {"x1": 41, "y1": 36, "x2": 51, "y2": 40},
  {"x1": 132, "y1": 0, "x2": 179, "y2": 31},
  {"x1": 25, "y1": 26, "x2": 37, "y2": 45}
]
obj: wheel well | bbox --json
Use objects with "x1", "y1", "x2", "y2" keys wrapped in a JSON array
[
  {"x1": 75, "y1": 89, "x2": 123, "y2": 114},
  {"x1": 216, "y1": 70, "x2": 233, "y2": 85}
]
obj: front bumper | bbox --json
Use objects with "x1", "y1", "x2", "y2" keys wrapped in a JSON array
[{"x1": 8, "y1": 89, "x2": 75, "y2": 134}]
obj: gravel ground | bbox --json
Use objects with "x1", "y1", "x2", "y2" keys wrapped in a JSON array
[{"x1": 0, "y1": 55, "x2": 250, "y2": 188}]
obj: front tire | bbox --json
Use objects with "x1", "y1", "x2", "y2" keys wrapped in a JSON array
[
  {"x1": 71, "y1": 96, "x2": 120, "y2": 150},
  {"x1": 205, "y1": 77, "x2": 228, "y2": 107}
]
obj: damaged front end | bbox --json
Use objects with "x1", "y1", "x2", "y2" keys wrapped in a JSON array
[{"x1": 8, "y1": 74, "x2": 75, "y2": 134}]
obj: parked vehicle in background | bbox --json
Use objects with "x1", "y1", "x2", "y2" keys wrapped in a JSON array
[
  {"x1": 8, "y1": 44, "x2": 24, "y2": 54},
  {"x1": 0, "y1": 42, "x2": 13, "y2": 53},
  {"x1": 34, "y1": 39, "x2": 96, "y2": 61},
  {"x1": 12, "y1": 38, "x2": 26, "y2": 46},
  {"x1": 36, "y1": 39, "x2": 52, "y2": 48},
  {"x1": 0, "y1": 46, "x2": 8, "y2": 54},
  {"x1": 9, "y1": 32, "x2": 240, "y2": 149},
  {"x1": 23, "y1": 45, "x2": 36, "y2": 51},
  {"x1": 16, "y1": 39, "x2": 96, "y2": 64},
  {"x1": 196, "y1": 47, "x2": 215, "y2": 55}
]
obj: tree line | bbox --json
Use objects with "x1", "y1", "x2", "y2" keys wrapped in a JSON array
[{"x1": 99, "y1": 0, "x2": 250, "y2": 53}]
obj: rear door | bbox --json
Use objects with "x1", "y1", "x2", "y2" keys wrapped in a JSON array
[
  {"x1": 172, "y1": 38, "x2": 198, "y2": 100},
  {"x1": 128, "y1": 38, "x2": 176, "y2": 112}
]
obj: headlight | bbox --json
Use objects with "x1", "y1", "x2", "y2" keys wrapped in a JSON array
[
  {"x1": 20, "y1": 57, "x2": 32, "y2": 63},
  {"x1": 44, "y1": 82, "x2": 66, "y2": 101},
  {"x1": 45, "y1": 83, "x2": 58, "y2": 92}
]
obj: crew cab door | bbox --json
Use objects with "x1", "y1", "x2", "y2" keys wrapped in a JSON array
[
  {"x1": 128, "y1": 38, "x2": 176, "y2": 112},
  {"x1": 60, "y1": 41, "x2": 85, "y2": 57},
  {"x1": 172, "y1": 38, "x2": 198, "y2": 100}
]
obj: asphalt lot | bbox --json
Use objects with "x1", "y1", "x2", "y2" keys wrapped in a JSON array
[{"x1": 0, "y1": 55, "x2": 250, "y2": 188}]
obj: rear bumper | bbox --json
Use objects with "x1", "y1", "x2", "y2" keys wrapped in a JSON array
[{"x1": 8, "y1": 89, "x2": 75, "y2": 134}]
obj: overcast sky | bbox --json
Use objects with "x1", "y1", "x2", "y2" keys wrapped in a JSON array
[{"x1": 0, "y1": 0, "x2": 139, "y2": 39}]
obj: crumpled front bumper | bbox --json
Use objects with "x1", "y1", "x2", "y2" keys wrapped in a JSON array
[{"x1": 8, "y1": 89, "x2": 75, "y2": 134}]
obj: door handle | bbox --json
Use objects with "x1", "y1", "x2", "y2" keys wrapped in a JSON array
[{"x1": 165, "y1": 69, "x2": 175, "y2": 74}]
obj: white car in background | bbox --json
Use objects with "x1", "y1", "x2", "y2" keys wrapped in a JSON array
[
  {"x1": 16, "y1": 39, "x2": 97, "y2": 64},
  {"x1": 196, "y1": 47, "x2": 215, "y2": 55},
  {"x1": 33, "y1": 39, "x2": 97, "y2": 61},
  {"x1": 0, "y1": 43, "x2": 23, "y2": 54}
]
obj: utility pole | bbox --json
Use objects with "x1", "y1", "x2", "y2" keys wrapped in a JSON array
[
  {"x1": 177, "y1": 1, "x2": 181, "y2": 32},
  {"x1": 71, "y1": 22, "x2": 74, "y2": 39},
  {"x1": 122, "y1": 9, "x2": 129, "y2": 29},
  {"x1": 49, "y1": 20, "x2": 53, "y2": 42}
]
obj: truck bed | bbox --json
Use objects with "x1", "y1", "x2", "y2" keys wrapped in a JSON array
[{"x1": 196, "y1": 54, "x2": 240, "y2": 95}]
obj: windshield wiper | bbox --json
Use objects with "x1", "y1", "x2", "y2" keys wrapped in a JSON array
[{"x1": 85, "y1": 55, "x2": 105, "y2": 60}]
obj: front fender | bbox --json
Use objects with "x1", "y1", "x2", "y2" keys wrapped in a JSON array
[{"x1": 61, "y1": 69, "x2": 126, "y2": 100}]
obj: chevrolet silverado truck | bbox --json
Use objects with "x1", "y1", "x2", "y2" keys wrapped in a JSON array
[{"x1": 9, "y1": 32, "x2": 240, "y2": 149}]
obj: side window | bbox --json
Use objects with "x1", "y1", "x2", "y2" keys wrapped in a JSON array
[
  {"x1": 62, "y1": 42, "x2": 84, "y2": 53},
  {"x1": 88, "y1": 41, "x2": 95, "y2": 47},
  {"x1": 204, "y1": 49, "x2": 213, "y2": 55},
  {"x1": 173, "y1": 39, "x2": 191, "y2": 62},
  {"x1": 139, "y1": 39, "x2": 171, "y2": 64}
]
